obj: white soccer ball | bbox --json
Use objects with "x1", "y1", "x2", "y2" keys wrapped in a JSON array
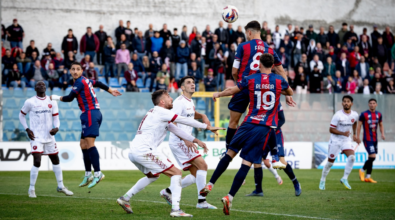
[{"x1": 222, "y1": 5, "x2": 239, "y2": 23}]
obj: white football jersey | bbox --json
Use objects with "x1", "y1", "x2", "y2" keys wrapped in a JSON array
[
  {"x1": 329, "y1": 110, "x2": 359, "y2": 142},
  {"x1": 169, "y1": 95, "x2": 195, "y2": 144},
  {"x1": 20, "y1": 96, "x2": 59, "y2": 143}
]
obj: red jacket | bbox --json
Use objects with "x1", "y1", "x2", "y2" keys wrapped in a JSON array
[
  {"x1": 41, "y1": 59, "x2": 55, "y2": 70},
  {"x1": 348, "y1": 51, "x2": 361, "y2": 68},
  {"x1": 124, "y1": 70, "x2": 138, "y2": 82},
  {"x1": 80, "y1": 34, "x2": 100, "y2": 53}
]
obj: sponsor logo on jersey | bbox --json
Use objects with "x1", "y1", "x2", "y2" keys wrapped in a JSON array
[
  {"x1": 34, "y1": 110, "x2": 52, "y2": 114},
  {"x1": 186, "y1": 113, "x2": 194, "y2": 117},
  {"x1": 250, "y1": 114, "x2": 266, "y2": 121},
  {"x1": 48, "y1": 104, "x2": 52, "y2": 108}
]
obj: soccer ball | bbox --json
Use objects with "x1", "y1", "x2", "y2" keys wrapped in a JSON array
[{"x1": 222, "y1": 5, "x2": 238, "y2": 23}]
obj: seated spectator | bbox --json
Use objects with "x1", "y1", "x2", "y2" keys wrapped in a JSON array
[
  {"x1": 188, "y1": 53, "x2": 202, "y2": 70},
  {"x1": 266, "y1": 35, "x2": 275, "y2": 49},
  {"x1": 168, "y1": 76, "x2": 179, "y2": 93},
  {"x1": 314, "y1": 42, "x2": 325, "y2": 62},
  {"x1": 80, "y1": 54, "x2": 90, "y2": 72},
  {"x1": 142, "y1": 55, "x2": 151, "y2": 83},
  {"x1": 8, "y1": 63, "x2": 26, "y2": 89},
  {"x1": 27, "y1": 60, "x2": 48, "y2": 88},
  {"x1": 352, "y1": 69, "x2": 363, "y2": 88},
  {"x1": 295, "y1": 74, "x2": 308, "y2": 94},
  {"x1": 156, "y1": 63, "x2": 170, "y2": 86},
  {"x1": 133, "y1": 31, "x2": 147, "y2": 59},
  {"x1": 358, "y1": 78, "x2": 373, "y2": 94},
  {"x1": 278, "y1": 47, "x2": 289, "y2": 69},
  {"x1": 16, "y1": 52, "x2": 31, "y2": 74},
  {"x1": 64, "y1": 51, "x2": 76, "y2": 70},
  {"x1": 30, "y1": 51, "x2": 39, "y2": 63},
  {"x1": 346, "y1": 76, "x2": 357, "y2": 94},
  {"x1": 295, "y1": 66, "x2": 306, "y2": 83},
  {"x1": 160, "y1": 40, "x2": 175, "y2": 72},
  {"x1": 148, "y1": 51, "x2": 162, "y2": 91},
  {"x1": 204, "y1": 68, "x2": 217, "y2": 91},
  {"x1": 333, "y1": 70, "x2": 343, "y2": 93},
  {"x1": 53, "y1": 52, "x2": 64, "y2": 70},
  {"x1": 370, "y1": 72, "x2": 385, "y2": 91},
  {"x1": 124, "y1": 63, "x2": 139, "y2": 92},
  {"x1": 306, "y1": 39, "x2": 317, "y2": 61},
  {"x1": 11, "y1": 47, "x2": 23, "y2": 58},
  {"x1": 41, "y1": 54, "x2": 55, "y2": 71},
  {"x1": 370, "y1": 56, "x2": 382, "y2": 72},
  {"x1": 85, "y1": 62, "x2": 98, "y2": 80},
  {"x1": 355, "y1": 56, "x2": 369, "y2": 79},
  {"x1": 279, "y1": 34, "x2": 293, "y2": 62},
  {"x1": 26, "y1": 40, "x2": 39, "y2": 58},
  {"x1": 43, "y1": 43, "x2": 56, "y2": 59},
  {"x1": 155, "y1": 78, "x2": 167, "y2": 91},
  {"x1": 309, "y1": 65, "x2": 323, "y2": 93},
  {"x1": 309, "y1": 54, "x2": 324, "y2": 73},
  {"x1": 176, "y1": 40, "x2": 189, "y2": 80},
  {"x1": 150, "y1": 31, "x2": 163, "y2": 54},
  {"x1": 344, "y1": 38, "x2": 355, "y2": 52},
  {"x1": 188, "y1": 61, "x2": 202, "y2": 91},
  {"x1": 61, "y1": 29, "x2": 78, "y2": 57},
  {"x1": 348, "y1": 46, "x2": 361, "y2": 71},
  {"x1": 116, "y1": 34, "x2": 131, "y2": 50},
  {"x1": 57, "y1": 65, "x2": 65, "y2": 79},
  {"x1": 47, "y1": 63, "x2": 61, "y2": 90},
  {"x1": 104, "y1": 36, "x2": 116, "y2": 82},
  {"x1": 131, "y1": 53, "x2": 145, "y2": 76},
  {"x1": 323, "y1": 56, "x2": 336, "y2": 77},
  {"x1": 386, "y1": 79, "x2": 395, "y2": 94},
  {"x1": 324, "y1": 75, "x2": 335, "y2": 94},
  {"x1": 337, "y1": 44, "x2": 349, "y2": 59},
  {"x1": 336, "y1": 52, "x2": 351, "y2": 77},
  {"x1": 59, "y1": 68, "x2": 71, "y2": 90},
  {"x1": 374, "y1": 83, "x2": 383, "y2": 95},
  {"x1": 365, "y1": 67, "x2": 375, "y2": 82},
  {"x1": 115, "y1": 43, "x2": 130, "y2": 78},
  {"x1": 296, "y1": 54, "x2": 310, "y2": 77},
  {"x1": 2, "y1": 49, "x2": 15, "y2": 80}
]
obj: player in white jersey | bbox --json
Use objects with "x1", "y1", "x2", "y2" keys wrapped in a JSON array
[
  {"x1": 19, "y1": 81, "x2": 73, "y2": 198},
  {"x1": 160, "y1": 76, "x2": 216, "y2": 210},
  {"x1": 116, "y1": 90, "x2": 223, "y2": 217},
  {"x1": 319, "y1": 95, "x2": 361, "y2": 190}
]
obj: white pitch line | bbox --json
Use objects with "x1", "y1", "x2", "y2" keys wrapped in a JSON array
[{"x1": 0, "y1": 193, "x2": 335, "y2": 220}]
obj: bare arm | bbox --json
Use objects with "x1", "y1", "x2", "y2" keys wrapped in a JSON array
[
  {"x1": 356, "y1": 121, "x2": 362, "y2": 140},
  {"x1": 273, "y1": 65, "x2": 288, "y2": 82},
  {"x1": 213, "y1": 86, "x2": 241, "y2": 101},
  {"x1": 195, "y1": 111, "x2": 211, "y2": 127},
  {"x1": 352, "y1": 122, "x2": 361, "y2": 144},
  {"x1": 232, "y1": 67, "x2": 239, "y2": 81},
  {"x1": 329, "y1": 127, "x2": 349, "y2": 137},
  {"x1": 281, "y1": 87, "x2": 293, "y2": 96},
  {"x1": 379, "y1": 121, "x2": 385, "y2": 140}
]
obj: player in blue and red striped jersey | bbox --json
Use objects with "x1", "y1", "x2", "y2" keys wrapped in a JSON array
[
  {"x1": 205, "y1": 54, "x2": 295, "y2": 215},
  {"x1": 50, "y1": 62, "x2": 121, "y2": 188},
  {"x1": 357, "y1": 98, "x2": 385, "y2": 183},
  {"x1": 224, "y1": 20, "x2": 288, "y2": 159}
]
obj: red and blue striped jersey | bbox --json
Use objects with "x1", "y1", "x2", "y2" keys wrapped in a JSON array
[
  {"x1": 359, "y1": 110, "x2": 382, "y2": 141},
  {"x1": 237, "y1": 73, "x2": 289, "y2": 127},
  {"x1": 71, "y1": 76, "x2": 100, "y2": 113},
  {"x1": 235, "y1": 39, "x2": 282, "y2": 83}
]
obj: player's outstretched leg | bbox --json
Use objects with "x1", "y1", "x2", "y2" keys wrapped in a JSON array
[
  {"x1": 48, "y1": 154, "x2": 73, "y2": 196},
  {"x1": 79, "y1": 140, "x2": 93, "y2": 187},
  {"x1": 265, "y1": 160, "x2": 283, "y2": 185},
  {"x1": 208, "y1": 150, "x2": 237, "y2": 189},
  {"x1": 246, "y1": 164, "x2": 264, "y2": 196},
  {"x1": 283, "y1": 163, "x2": 301, "y2": 196},
  {"x1": 340, "y1": 154, "x2": 355, "y2": 190},
  {"x1": 319, "y1": 161, "x2": 334, "y2": 190},
  {"x1": 160, "y1": 174, "x2": 196, "y2": 205},
  {"x1": 220, "y1": 110, "x2": 241, "y2": 159}
]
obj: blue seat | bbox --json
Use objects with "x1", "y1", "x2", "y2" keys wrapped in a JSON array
[
  {"x1": 98, "y1": 77, "x2": 108, "y2": 86},
  {"x1": 140, "y1": 88, "x2": 149, "y2": 93},
  {"x1": 94, "y1": 67, "x2": 101, "y2": 76},
  {"x1": 2, "y1": 133, "x2": 8, "y2": 141},
  {"x1": 14, "y1": 87, "x2": 22, "y2": 91},
  {"x1": 2, "y1": 90, "x2": 12, "y2": 97},
  {"x1": 118, "y1": 133, "x2": 129, "y2": 141},
  {"x1": 4, "y1": 99, "x2": 18, "y2": 109},
  {"x1": 2, "y1": 87, "x2": 9, "y2": 91},
  {"x1": 117, "y1": 88, "x2": 125, "y2": 93},
  {"x1": 65, "y1": 87, "x2": 72, "y2": 93},
  {"x1": 111, "y1": 122, "x2": 123, "y2": 133},
  {"x1": 52, "y1": 87, "x2": 62, "y2": 92},
  {"x1": 59, "y1": 101, "x2": 71, "y2": 109},
  {"x1": 136, "y1": 78, "x2": 144, "y2": 88},
  {"x1": 109, "y1": 78, "x2": 121, "y2": 88},
  {"x1": 145, "y1": 78, "x2": 151, "y2": 88},
  {"x1": 121, "y1": 78, "x2": 127, "y2": 86},
  {"x1": 60, "y1": 122, "x2": 70, "y2": 131},
  {"x1": 26, "y1": 89, "x2": 36, "y2": 97},
  {"x1": 94, "y1": 88, "x2": 100, "y2": 92},
  {"x1": 55, "y1": 133, "x2": 63, "y2": 141},
  {"x1": 14, "y1": 89, "x2": 25, "y2": 98},
  {"x1": 4, "y1": 121, "x2": 15, "y2": 131},
  {"x1": 100, "y1": 122, "x2": 111, "y2": 132},
  {"x1": 105, "y1": 133, "x2": 116, "y2": 141},
  {"x1": 125, "y1": 123, "x2": 137, "y2": 132},
  {"x1": 196, "y1": 99, "x2": 205, "y2": 110},
  {"x1": 71, "y1": 121, "x2": 81, "y2": 131},
  {"x1": 103, "y1": 111, "x2": 117, "y2": 120},
  {"x1": 9, "y1": 110, "x2": 19, "y2": 119},
  {"x1": 65, "y1": 110, "x2": 76, "y2": 120},
  {"x1": 64, "y1": 133, "x2": 77, "y2": 141},
  {"x1": 96, "y1": 134, "x2": 105, "y2": 141}
]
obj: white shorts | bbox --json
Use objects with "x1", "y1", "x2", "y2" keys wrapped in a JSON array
[
  {"x1": 169, "y1": 142, "x2": 201, "y2": 171},
  {"x1": 30, "y1": 140, "x2": 58, "y2": 155},
  {"x1": 328, "y1": 141, "x2": 353, "y2": 160},
  {"x1": 128, "y1": 150, "x2": 174, "y2": 176}
]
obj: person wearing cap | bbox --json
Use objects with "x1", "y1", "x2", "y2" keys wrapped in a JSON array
[
  {"x1": 371, "y1": 25, "x2": 382, "y2": 49},
  {"x1": 61, "y1": 29, "x2": 78, "y2": 58},
  {"x1": 175, "y1": 40, "x2": 189, "y2": 80},
  {"x1": 343, "y1": 24, "x2": 358, "y2": 45},
  {"x1": 338, "y1": 23, "x2": 348, "y2": 46},
  {"x1": 6, "y1": 18, "x2": 24, "y2": 49},
  {"x1": 306, "y1": 25, "x2": 317, "y2": 42},
  {"x1": 43, "y1": 43, "x2": 56, "y2": 59}
]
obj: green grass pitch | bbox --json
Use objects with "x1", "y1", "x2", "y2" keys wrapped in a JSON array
[{"x1": 1, "y1": 169, "x2": 394, "y2": 219}]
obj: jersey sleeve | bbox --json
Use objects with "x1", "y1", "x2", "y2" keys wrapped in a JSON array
[
  {"x1": 51, "y1": 100, "x2": 59, "y2": 116},
  {"x1": 236, "y1": 77, "x2": 249, "y2": 90},
  {"x1": 269, "y1": 48, "x2": 282, "y2": 66},
  {"x1": 280, "y1": 77, "x2": 290, "y2": 90},
  {"x1": 171, "y1": 99, "x2": 184, "y2": 116},
  {"x1": 330, "y1": 113, "x2": 339, "y2": 128},
  {"x1": 20, "y1": 100, "x2": 31, "y2": 115},
  {"x1": 235, "y1": 43, "x2": 243, "y2": 60},
  {"x1": 72, "y1": 80, "x2": 83, "y2": 95},
  {"x1": 358, "y1": 112, "x2": 365, "y2": 122},
  {"x1": 159, "y1": 108, "x2": 178, "y2": 122}
]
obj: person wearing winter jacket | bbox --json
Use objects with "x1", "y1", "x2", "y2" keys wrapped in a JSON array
[
  {"x1": 80, "y1": 27, "x2": 100, "y2": 61},
  {"x1": 61, "y1": 29, "x2": 78, "y2": 57},
  {"x1": 175, "y1": 40, "x2": 190, "y2": 80}
]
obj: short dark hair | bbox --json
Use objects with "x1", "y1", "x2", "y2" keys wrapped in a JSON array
[
  {"x1": 342, "y1": 95, "x2": 353, "y2": 102},
  {"x1": 342, "y1": 22, "x2": 348, "y2": 26},
  {"x1": 87, "y1": 26, "x2": 91, "y2": 29},
  {"x1": 30, "y1": 40, "x2": 35, "y2": 42},
  {"x1": 151, "y1": 89, "x2": 168, "y2": 105},
  {"x1": 174, "y1": 28, "x2": 178, "y2": 31},
  {"x1": 68, "y1": 29, "x2": 73, "y2": 32},
  {"x1": 180, "y1": 76, "x2": 195, "y2": 86},
  {"x1": 127, "y1": 20, "x2": 130, "y2": 23},
  {"x1": 259, "y1": 53, "x2": 274, "y2": 68},
  {"x1": 244, "y1": 21, "x2": 261, "y2": 32},
  {"x1": 369, "y1": 98, "x2": 377, "y2": 103},
  {"x1": 70, "y1": 61, "x2": 83, "y2": 69}
]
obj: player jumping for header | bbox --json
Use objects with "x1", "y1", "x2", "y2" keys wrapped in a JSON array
[
  {"x1": 319, "y1": 95, "x2": 361, "y2": 190},
  {"x1": 51, "y1": 62, "x2": 122, "y2": 188},
  {"x1": 20, "y1": 81, "x2": 73, "y2": 198},
  {"x1": 357, "y1": 98, "x2": 385, "y2": 183}
]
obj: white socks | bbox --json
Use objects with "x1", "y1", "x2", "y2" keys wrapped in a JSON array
[
  {"x1": 196, "y1": 170, "x2": 207, "y2": 200},
  {"x1": 52, "y1": 164, "x2": 64, "y2": 188},
  {"x1": 267, "y1": 164, "x2": 279, "y2": 178},
  {"x1": 181, "y1": 174, "x2": 196, "y2": 188},
  {"x1": 170, "y1": 175, "x2": 182, "y2": 210},
  {"x1": 85, "y1": 171, "x2": 92, "y2": 176},
  {"x1": 342, "y1": 155, "x2": 355, "y2": 180},
  {"x1": 321, "y1": 162, "x2": 333, "y2": 181},
  {"x1": 94, "y1": 171, "x2": 101, "y2": 177},
  {"x1": 30, "y1": 166, "x2": 39, "y2": 191},
  {"x1": 124, "y1": 176, "x2": 158, "y2": 201}
]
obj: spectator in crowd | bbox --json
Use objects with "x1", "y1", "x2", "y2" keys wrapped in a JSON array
[
  {"x1": 1, "y1": 24, "x2": 6, "y2": 42},
  {"x1": 53, "y1": 52, "x2": 64, "y2": 70},
  {"x1": 292, "y1": 33, "x2": 306, "y2": 66},
  {"x1": 59, "y1": 68, "x2": 71, "y2": 90},
  {"x1": 116, "y1": 34, "x2": 131, "y2": 50},
  {"x1": 326, "y1": 46, "x2": 337, "y2": 63},
  {"x1": 323, "y1": 56, "x2": 336, "y2": 77},
  {"x1": 345, "y1": 38, "x2": 356, "y2": 54},
  {"x1": 160, "y1": 40, "x2": 175, "y2": 74},
  {"x1": 310, "y1": 54, "x2": 323, "y2": 73},
  {"x1": 306, "y1": 39, "x2": 316, "y2": 61},
  {"x1": 188, "y1": 26, "x2": 198, "y2": 46},
  {"x1": 338, "y1": 44, "x2": 349, "y2": 60},
  {"x1": 316, "y1": 26, "x2": 328, "y2": 47},
  {"x1": 279, "y1": 34, "x2": 293, "y2": 63},
  {"x1": 159, "y1": 23, "x2": 172, "y2": 45},
  {"x1": 181, "y1": 25, "x2": 188, "y2": 42},
  {"x1": 295, "y1": 74, "x2": 308, "y2": 94},
  {"x1": 43, "y1": 43, "x2": 56, "y2": 59},
  {"x1": 80, "y1": 54, "x2": 90, "y2": 72},
  {"x1": 272, "y1": 25, "x2": 282, "y2": 50},
  {"x1": 6, "y1": 18, "x2": 24, "y2": 49},
  {"x1": 142, "y1": 56, "x2": 150, "y2": 84},
  {"x1": 1, "y1": 41, "x2": 6, "y2": 56},
  {"x1": 370, "y1": 72, "x2": 385, "y2": 91},
  {"x1": 291, "y1": 25, "x2": 301, "y2": 42},
  {"x1": 46, "y1": 63, "x2": 61, "y2": 90},
  {"x1": 188, "y1": 61, "x2": 202, "y2": 91},
  {"x1": 346, "y1": 76, "x2": 357, "y2": 94},
  {"x1": 295, "y1": 65, "x2": 305, "y2": 83},
  {"x1": 360, "y1": 28, "x2": 370, "y2": 43},
  {"x1": 131, "y1": 53, "x2": 145, "y2": 77},
  {"x1": 124, "y1": 21, "x2": 134, "y2": 42},
  {"x1": 133, "y1": 31, "x2": 147, "y2": 59},
  {"x1": 344, "y1": 24, "x2": 358, "y2": 44},
  {"x1": 260, "y1": 21, "x2": 271, "y2": 42},
  {"x1": 95, "y1": 25, "x2": 108, "y2": 65},
  {"x1": 374, "y1": 83, "x2": 383, "y2": 95},
  {"x1": 124, "y1": 63, "x2": 139, "y2": 92},
  {"x1": 148, "y1": 51, "x2": 161, "y2": 91},
  {"x1": 202, "y1": 24, "x2": 213, "y2": 45},
  {"x1": 85, "y1": 62, "x2": 98, "y2": 81},
  {"x1": 324, "y1": 75, "x2": 335, "y2": 94},
  {"x1": 11, "y1": 47, "x2": 23, "y2": 59},
  {"x1": 306, "y1": 25, "x2": 317, "y2": 42},
  {"x1": 337, "y1": 52, "x2": 351, "y2": 77},
  {"x1": 278, "y1": 47, "x2": 289, "y2": 69},
  {"x1": 338, "y1": 22, "x2": 348, "y2": 45},
  {"x1": 348, "y1": 46, "x2": 361, "y2": 71},
  {"x1": 190, "y1": 32, "x2": 202, "y2": 57},
  {"x1": 224, "y1": 43, "x2": 236, "y2": 79},
  {"x1": 296, "y1": 53, "x2": 310, "y2": 77},
  {"x1": 150, "y1": 31, "x2": 163, "y2": 53},
  {"x1": 386, "y1": 79, "x2": 395, "y2": 94},
  {"x1": 374, "y1": 37, "x2": 388, "y2": 67},
  {"x1": 144, "y1": 23, "x2": 155, "y2": 39},
  {"x1": 41, "y1": 54, "x2": 55, "y2": 71},
  {"x1": 156, "y1": 63, "x2": 170, "y2": 87},
  {"x1": 365, "y1": 67, "x2": 376, "y2": 82},
  {"x1": 358, "y1": 35, "x2": 371, "y2": 56},
  {"x1": 327, "y1": 25, "x2": 339, "y2": 47},
  {"x1": 287, "y1": 69, "x2": 296, "y2": 90},
  {"x1": 204, "y1": 68, "x2": 217, "y2": 91},
  {"x1": 61, "y1": 29, "x2": 78, "y2": 58},
  {"x1": 266, "y1": 34, "x2": 275, "y2": 49},
  {"x1": 370, "y1": 57, "x2": 381, "y2": 72},
  {"x1": 206, "y1": 34, "x2": 218, "y2": 58},
  {"x1": 235, "y1": 25, "x2": 246, "y2": 42},
  {"x1": 171, "y1": 28, "x2": 181, "y2": 54},
  {"x1": 358, "y1": 78, "x2": 373, "y2": 94},
  {"x1": 25, "y1": 40, "x2": 39, "y2": 58},
  {"x1": 333, "y1": 70, "x2": 343, "y2": 93},
  {"x1": 200, "y1": 36, "x2": 207, "y2": 71},
  {"x1": 283, "y1": 23, "x2": 293, "y2": 37},
  {"x1": 155, "y1": 78, "x2": 167, "y2": 91},
  {"x1": 27, "y1": 60, "x2": 48, "y2": 88},
  {"x1": 115, "y1": 43, "x2": 130, "y2": 78},
  {"x1": 352, "y1": 69, "x2": 363, "y2": 88},
  {"x1": 215, "y1": 21, "x2": 228, "y2": 49},
  {"x1": 63, "y1": 51, "x2": 75, "y2": 70},
  {"x1": 355, "y1": 56, "x2": 370, "y2": 79},
  {"x1": 309, "y1": 65, "x2": 323, "y2": 93},
  {"x1": 8, "y1": 63, "x2": 26, "y2": 89},
  {"x1": 176, "y1": 40, "x2": 189, "y2": 80},
  {"x1": 168, "y1": 76, "x2": 179, "y2": 93},
  {"x1": 371, "y1": 25, "x2": 381, "y2": 49},
  {"x1": 80, "y1": 27, "x2": 100, "y2": 61},
  {"x1": 314, "y1": 42, "x2": 325, "y2": 62},
  {"x1": 16, "y1": 52, "x2": 31, "y2": 75},
  {"x1": 188, "y1": 53, "x2": 201, "y2": 71},
  {"x1": 226, "y1": 23, "x2": 237, "y2": 47},
  {"x1": 115, "y1": 20, "x2": 125, "y2": 43},
  {"x1": 382, "y1": 26, "x2": 394, "y2": 50}
]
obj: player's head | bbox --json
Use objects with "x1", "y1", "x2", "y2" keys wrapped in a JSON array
[
  {"x1": 70, "y1": 62, "x2": 83, "y2": 80},
  {"x1": 342, "y1": 95, "x2": 353, "y2": 110},
  {"x1": 368, "y1": 98, "x2": 377, "y2": 111},
  {"x1": 244, "y1": 21, "x2": 261, "y2": 41},
  {"x1": 180, "y1": 76, "x2": 195, "y2": 94},
  {"x1": 259, "y1": 53, "x2": 274, "y2": 73},
  {"x1": 152, "y1": 89, "x2": 173, "y2": 109},
  {"x1": 35, "y1": 81, "x2": 47, "y2": 94}
]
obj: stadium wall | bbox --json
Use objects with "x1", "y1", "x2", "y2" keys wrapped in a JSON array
[{"x1": 2, "y1": 0, "x2": 395, "y2": 58}]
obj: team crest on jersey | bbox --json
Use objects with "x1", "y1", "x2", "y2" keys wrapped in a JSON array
[
  {"x1": 351, "y1": 119, "x2": 355, "y2": 123},
  {"x1": 48, "y1": 104, "x2": 52, "y2": 108},
  {"x1": 33, "y1": 146, "x2": 37, "y2": 150},
  {"x1": 330, "y1": 154, "x2": 334, "y2": 158}
]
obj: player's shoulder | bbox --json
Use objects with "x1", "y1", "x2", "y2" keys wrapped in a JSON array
[
  {"x1": 23, "y1": 96, "x2": 35, "y2": 105},
  {"x1": 351, "y1": 110, "x2": 359, "y2": 117},
  {"x1": 333, "y1": 110, "x2": 343, "y2": 117}
]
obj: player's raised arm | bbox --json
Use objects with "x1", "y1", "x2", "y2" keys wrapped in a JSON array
[
  {"x1": 167, "y1": 123, "x2": 208, "y2": 153},
  {"x1": 92, "y1": 80, "x2": 122, "y2": 97},
  {"x1": 213, "y1": 86, "x2": 241, "y2": 102}
]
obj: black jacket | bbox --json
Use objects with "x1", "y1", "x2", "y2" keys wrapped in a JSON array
[
  {"x1": 327, "y1": 31, "x2": 339, "y2": 47},
  {"x1": 234, "y1": 31, "x2": 246, "y2": 43},
  {"x1": 115, "y1": 26, "x2": 125, "y2": 43},
  {"x1": 61, "y1": 35, "x2": 78, "y2": 53},
  {"x1": 95, "y1": 30, "x2": 108, "y2": 48},
  {"x1": 227, "y1": 28, "x2": 237, "y2": 46},
  {"x1": 160, "y1": 46, "x2": 175, "y2": 62},
  {"x1": 214, "y1": 28, "x2": 229, "y2": 44},
  {"x1": 190, "y1": 38, "x2": 202, "y2": 57}
]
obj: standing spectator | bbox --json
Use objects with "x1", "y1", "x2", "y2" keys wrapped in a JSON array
[
  {"x1": 1, "y1": 24, "x2": 6, "y2": 42},
  {"x1": 133, "y1": 31, "x2": 147, "y2": 59},
  {"x1": 306, "y1": 39, "x2": 316, "y2": 61},
  {"x1": 80, "y1": 55, "x2": 90, "y2": 72},
  {"x1": 188, "y1": 26, "x2": 197, "y2": 46},
  {"x1": 176, "y1": 40, "x2": 189, "y2": 80},
  {"x1": 344, "y1": 38, "x2": 355, "y2": 52},
  {"x1": 226, "y1": 23, "x2": 237, "y2": 47},
  {"x1": 283, "y1": 23, "x2": 293, "y2": 38},
  {"x1": 85, "y1": 62, "x2": 98, "y2": 81},
  {"x1": 260, "y1": 21, "x2": 271, "y2": 42},
  {"x1": 327, "y1": 25, "x2": 339, "y2": 47},
  {"x1": 171, "y1": 28, "x2": 181, "y2": 54},
  {"x1": 206, "y1": 34, "x2": 218, "y2": 59},
  {"x1": 352, "y1": 69, "x2": 363, "y2": 88},
  {"x1": 144, "y1": 23, "x2": 155, "y2": 39},
  {"x1": 188, "y1": 61, "x2": 202, "y2": 91},
  {"x1": 27, "y1": 60, "x2": 48, "y2": 88},
  {"x1": 204, "y1": 69, "x2": 217, "y2": 92},
  {"x1": 53, "y1": 52, "x2": 64, "y2": 70},
  {"x1": 295, "y1": 74, "x2": 308, "y2": 94},
  {"x1": 337, "y1": 52, "x2": 351, "y2": 77},
  {"x1": 296, "y1": 54, "x2": 310, "y2": 77},
  {"x1": 181, "y1": 25, "x2": 188, "y2": 42},
  {"x1": 115, "y1": 20, "x2": 125, "y2": 43},
  {"x1": 124, "y1": 21, "x2": 134, "y2": 42},
  {"x1": 8, "y1": 64, "x2": 26, "y2": 89},
  {"x1": 358, "y1": 78, "x2": 373, "y2": 94},
  {"x1": 6, "y1": 19, "x2": 24, "y2": 49},
  {"x1": 235, "y1": 25, "x2": 246, "y2": 43},
  {"x1": 202, "y1": 25, "x2": 213, "y2": 47},
  {"x1": 190, "y1": 32, "x2": 202, "y2": 58},
  {"x1": 306, "y1": 25, "x2": 317, "y2": 42},
  {"x1": 124, "y1": 63, "x2": 139, "y2": 92},
  {"x1": 41, "y1": 54, "x2": 55, "y2": 71},
  {"x1": 292, "y1": 33, "x2": 306, "y2": 67},
  {"x1": 278, "y1": 47, "x2": 289, "y2": 69},
  {"x1": 338, "y1": 23, "x2": 348, "y2": 46},
  {"x1": 292, "y1": 26, "x2": 301, "y2": 42},
  {"x1": 95, "y1": 25, "x2": 108, "y2": 65},
  {"x1": 155, "y1": 78, "x2": 167, "y2": 91},
  {"x1": 382, "y1": 26, "x2": 394, "y2": 66},
  {"x1": 314, "y1": 42, "x2": 325, "y2": 62},
  {"x1": 224, "y1": 43, "x2": 236, "y2": 79},
  {"x1": 156, "y1": 63, "x2": 170, "y2": 86},
  {"x1": 358, "y1": 35, "x2": 371, "y2": 56},
  {"x1": 80, "y1": 27, "x2": 100, "y2": 61},
  {"x1": 25, "y1": 40, "x2": 39, "y2": 58},
  {"x1": 316, "y1": 26, "x2": 328, "y2": 47},
  {"x1": 150, "y1": 31, "x2": 163, "y2": 53},
  {"x1": 142, "y1": 56, "x2": 150, "y2": 84},
  {"x1": 115, "y1": 43, "x2": 130, "y2": 78},
  {"x1": 272, "y1": 25, "x2": 282, "y2": 50},
  {"x1": 159, "y1": 23, "x2": 172, "y2": 45},
  {"x1": 200, "y1": 36, "x2": 207, "y2": 71},
  {"x1": 43, "y1": 43, "x2": 56, "y2": 59},
  {"x1": 61, "y1": 29, "x2": 78, "y2": 58},
  {"x1": 355, "y1": 56, "x2": 370, "y2": 79},
  {"x1": 215, "y1": 21, "x2": 229, "y2": 49},
  {"x1": 16, "y1": 52, "x2": 31, "y2": 75},
  {"x1": 348, "y1": 46, "x2": 361, "y2": 71},
  {"x1": 386, "y1": 79, "x2": 395, "y2": 94},
  {"x1": 266, "y1": 35, "x2": 275, "y2": 49},
  {"x1": 116, "y1": 34, "x2": 131, "y2": 50},
  {"x1": 46, "y1": 63, "x2": 61, "y2": 90},
  {"x1": 160, "y1": 40, "x2": 175, "y2": 74},
  {"x1": 279, "y1": 34, "x2": 293, "y2": 63},
  {"x1": 323, "y1": 56, "x2": 336, "y2": 77},
  {"x1": 360, "y1": 28, "x2": 370, "y2": 43},
  {"x1": 346, "y1": 76, "x2": 357, "y2": 94},
  {"x1": 188, "y1": 53, "x2": 201, "y2": 71},
  {"x1": 371, "y1": 25, "x2": 382, "y2": 49},
  {"x1": 374, "y1": 37, "x2": 388, "y2": 67},
  {"x1": 343, "y1": 24, "x2": 358, "y2": 44},
  {"x1": 309, "y1": 65, "x2": 323, "y2": 93},
  {"x1": 148, "y1": 51, "x2": 162, "y2": 91},
  {"x1": 130, "y1": 53, "x2": 145, "y2": 77},
  {"x1": 309, "y1": 54, "x2": 324, "y2": 73},
  {"x1": 63, "y1": 51, "x2": 76, "y2": 69}
]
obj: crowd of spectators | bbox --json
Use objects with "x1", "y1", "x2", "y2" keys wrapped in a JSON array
[{"x1": 2, "y1": 18, "x2": 395, "y2": 94}]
